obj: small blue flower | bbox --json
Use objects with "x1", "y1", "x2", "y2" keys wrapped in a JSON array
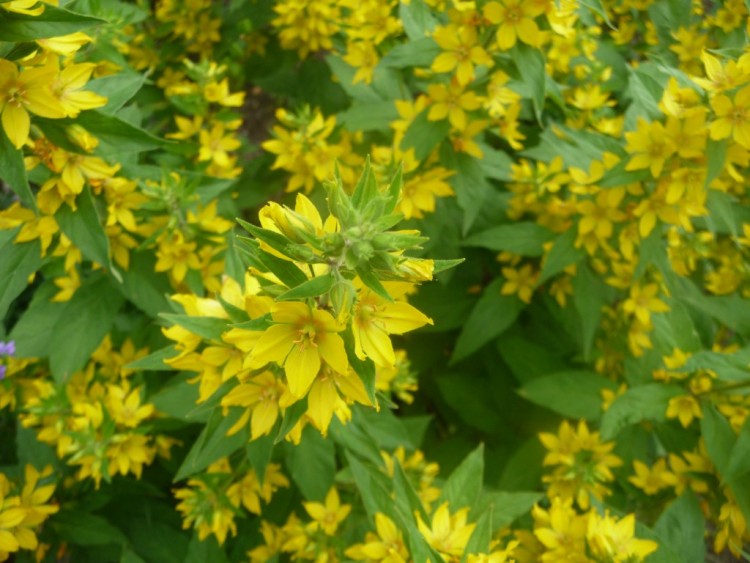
[{"x1": 0, "y1": 341, "x2": 15, "y2": 356}]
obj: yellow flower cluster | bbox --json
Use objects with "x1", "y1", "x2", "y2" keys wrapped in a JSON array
[
  {"x1": 163, "y1": 173, "x2": 436, "y2": 440},
  {"x1": 175, "y1": 458, "x2": 289, "y2": 544},
  {"x1": 0, "y1": 466, "x2": 58, "y2": 562},
  {"x1": 14, "y1": 337, "x2": 175, "y2": 488},
  {"x1": 2, "y1": 0, "x2": 750, "y2": 559}
]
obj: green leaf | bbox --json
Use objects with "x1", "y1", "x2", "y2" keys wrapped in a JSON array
[
  {"x1": 121, "y1": 546, "x2": 147, "y2": 563},
  {"x1": 356, "y1": 408, "x2": 416, "y2": 451},
  {"x1": 51, "y1": 510, "x2": 128, "y2": 546},
  {"x1": 654, "y1": 492, "x2": 706, "y2": 563},
  {"x1": 677, "y1": 280, "x2": 750, "y2": 334},
  {"x1": 9, "y1": 282, "x2": 66, "y2": 358},
  {"x1": 680, "y1": 349, "x2": 750, "y2": 382},
  {"x1": 0, "y1": 3, "x2": 105, "y2": 41},
  {"x1": 277, "y1": 274, "x2": 335, "y2": 301},
  {"x1": 352, "y1": 156, "x2": 377, "y2": 210},
  {"x1": 464, "y1": 506, "x2": 492, "y2": 555},
  {"x1": 125, "y1": 345, "x2": 178, "y2": 372},
  {"x1": 160, "y1": 314, "x2": 227, "y2": 341},
  {"x1": 513, "y1": 44, "x2": 546, "y2": 122},
  {"x1": 0, "y1": 125, "x2": 36, "y2": 210},
  {"x1": 706, "y1": 190, "x2": 739, "y2": 237},
  {"x1": 381, "y1": 37, "x2": 440, "y2": 68},
  {"x1": 16, "y1": 424, "x2": 57, "y2": 470},
  {"x1": 439, "y1": 444, "x2": 484, "y2": 511},
  {"x1": 339, "y1": 101, "x2": 400, "y2": 132},
  {"x1": 537, "y1": 228, "x2": 584, "y2": 286},
  {"x1": 346, "y1": 452, "x2": 393, "y2": 518},
  {"x1": 441, "y1": 149, "x2": 492, "y2": 233},
  {"x1": 275, "y1": 397, "x2": 308, "y2": 444},
  {"x1": 572, "y1": 264, "x2": 610, "y2": 360},
  {"x1": 700, "y1": 404, "x2": 734, "y2": 476},
  {"x1": 497, "y1": 336, "x2": 569, "y2": 384},
  {"x1": 115, "y1": 251, "x2": 172, "y2": 316},
  {"x1": 392, "y1": 458, "x2": 428, "y2": 520},
  {"x1": 400, "y1": 109, "x2": 450, "y2": 162},
  {"x1": 355, "y1": 265, "x2": 393, "y2": 302},
  {"x1": 149, "y1": 374, "x2": 203, "y2": 420},
  {"x1": 74, "y1": 110, "x2": 166, "y2": 155},
  {"x1": 87, "y1": 71, "x2": 146, "y2": 114},
  {"x1": 727, "y1": 417, "x2": 750, "y2": 480},
  {"x1": 48, "y1": 274, "x2": 124, "y2": 383},
  {"x1": 174, "y1": 407, "x2": 249, "y2": 481},
  {"x1": 463, "y1": 222, "x2": 554, "y2": 256},
  {"x1": 475, "y1": 490, "x2": 543, "y2": 531},
  {"x1": 432, "y1": 258, "x2": 464, "y2": 274},
  {"x1": 246, "y1": 433, "x2": 275, "y2": 485},
  {"x1": 0, "y1": 237, "x2": 42, "y2": 320},
  {"x1": 519, "y1": 370, "x2": 616, "y2": 420},
  {"x1": 56, "y1": 186, "x2": 119, "y2": 279},
  {"x1": 284, "y1": 426, "x2": 335, "y2": 501},
  {"x1": 600, "y1": 383, "x2": 683, "y2": 440},
  {"x1": 237, "y1": 220, "x2": 293, "y2": 256},
  {"x1": 451, "y1": 279, "x2": 523, "y2": 363},
  {"x1": 624, "y1": 68, "x2": 663, "y2": 128},
  {"x1": 256, "y1": 248, "x2": 310, "y2": 289},
  {"x1": 399, "y1": 0, "x2": 438, "y2": 40},
  {"x1": 183, "y1": 533, "x2": 229, "y2": 563},
  {"x1": 705, "y1": 138, "x2": 727, "y2": 186}
]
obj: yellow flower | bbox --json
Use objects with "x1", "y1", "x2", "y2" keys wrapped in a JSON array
[
  {"x1": 154, "y1": 231, "x2": 202, "y2": 283},
  {"x1": 352, "y1": 286, "x2": 433, "y2": 368},
  {"x1": 532, "y1": 498, "x2": 588, "y2": 558},
  {"x1": 306, "y1": 365, "x2": 374, "y2": 434},
  {"x1": 501, "y1": 263, "x2": 538, "y2": 303},
  {"x1": 0, "y1": 58, "x2": 66, "y2": 148},
  {"x1": 417, "y1": 502, "x2": 476, "y2": 559},
  {"x1": 625, "y1": 119, "x2": 676, "y2": 178},
  {"x1": 227, "y1": 464, "x2": 289, "y2": 515},
  {"x1": 1, "y1": 0, "x2": 44, "y2": 16},
  {"x1": 221, "y1": 371, "x2": 285, "y2": 440},
  {"x1": 250, "y1": 302, "x2": 349, "y2": 398},
  {"x1": 50, "y1": 147, "x2": 120, "y2": 197},
  {"x1": 483, "y1": 0, "x2": 544, "y2": 50},
  {"x1": 666, "y1": 395, "x2": 702, "y2": 428},
  {"x1": 431, "y1": 25, "x2": 493, "y2": 86},
  {"x1": 576, "y1": 187, "x2": 626, "y2": 241},
  {"x1": 166, "y1": 115, "x2": 203, "y2": 140},
  {"x1": 106, "y1": 433, "x2": 155, "y2": 479},
  {"x1": 272, "y1": 0, "x2": 341, "y2": 57},
  {"x1": 587, "y1": 512, "x2": 658, "y2": 562},
  {"x1": 345, "y1": 513, "x2": 410, "y2": 562},
  {"x1": 427, "y1": 81, "x2": 481, "y2": 131},
  {"x1": 343, "y1": 40, "x2": 379, "y2": 85},
  {"x1": 709, "y1": 84, "x2": 750, "y2": 148},
  {"x1": 203, "y1": 78, "x2": 245, "y2": 107},
  {"x1": 37, "y1": 32, "x2": 93, "y2": 56},
  {"x1": 248, "y1": 521, "x2": 284, "y2": 562},
  {"x1": 497, "y1": 101, "x2": 526, "y2": 150},
  {"x1": 303, "y1": 487, "x2": 351, "y2": 536},
  {"x1": 622, "y1": 283, "x2": 670, "y2": 325},
  {"x1": 51, "y1": 60, "x2": 107, "y2": 117},
  {"x1": 175, "y1": 478, "x2": 237, "y2": 545},
  {"x1": 628, "y1": 459, "x2": 677, "y2": 495},
  {"x1": 105, "y1": 385, "x2": 154, "y2": 428},
  {"x1": 198, "y1": 122, "x2": 241, "y2": 168}
]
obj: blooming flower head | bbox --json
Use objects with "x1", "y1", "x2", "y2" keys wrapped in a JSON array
[
  {"x1": 0, "y1": 58, "x2": 66, "y2": 148},
  {"x1": 250, "y1": 302, "x2": 349, "y2": 398}
]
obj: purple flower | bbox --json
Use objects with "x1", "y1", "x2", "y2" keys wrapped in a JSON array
[
  {"x1": 0, "y1": 341, "x2": 14, "y2": 356},
  {"x1": 0, "y1": 365, "x2": 5, "y2": 380}
]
